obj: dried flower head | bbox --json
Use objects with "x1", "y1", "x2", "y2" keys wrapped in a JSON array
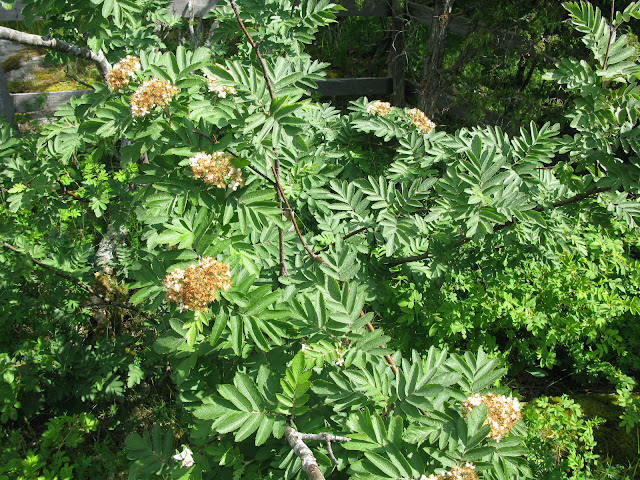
[
  {"x1": 130, "y1": 78, "x2": 180, "y2": 117},
  {"x1": 205, "y1": 74, "x2": 237, "y2": 98},
  {"x1": 463, "y1": 393, "x2": 522, "y2": 442},
  {"x1": 407, "y1": 107, "x2": 436, "y2": 134},
  {"x1": 164, "y1": 257, "x2": 232, "y2": 311},
  {"x1": 366, "y1": 100, "x2": 392, "y2": 116},
  {"x1": 189, "y1": 151, "x2": 245, "y2": 190},
  {"x1": 107, "y1": 55, "x2": 141, "y2": 90},
  {"x1": 419, "y1": 463, "x2": 477, "y2": 480}
]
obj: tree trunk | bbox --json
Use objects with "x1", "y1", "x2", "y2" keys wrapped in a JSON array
[
  {"x1": 389, "y1": 0, "x2": 405, "y2": 107},
  {"x1": 0, "y1": 64, "x2": 15, "y2": 126},
  {"x1": 418, "y1": 0, "x2": 455, "y2": 118}
]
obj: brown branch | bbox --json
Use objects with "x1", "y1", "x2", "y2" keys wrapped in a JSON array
[
  {"x1": 65, "y1": 66, "x2": 94, "y2": 90},
  {"x1": 314, "y1": 226, "x2": 368, "y2": 255},
  {"x1": 0, "y1": 26, "x2": 111, "y2": 78},
  {"x1": 386, "y1": 185, "x2": 613, "y2": 267},
  {"x1": 228, "y1": 0, "x2": 275, "y2": 99},
  {"x1": 228, "y1": 0, "x2": 321, "y2": 269},
  {"x1": 270, "y1": 166, "x2": 324, "y2": 264},
  {"x1": 2, "y1": 241, "x2": 153, "y2": 319},
  {"x1": 364, "y1": 313, "x2": 398, "y2": 375},
  {"x1": 229, "y1": 0, "x2": 296, "y2": 276}
]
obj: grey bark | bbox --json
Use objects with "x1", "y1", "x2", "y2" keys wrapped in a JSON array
[
  {"x1": 284, "y1": 427, "x2": 351, "y2": 480},
  {"x1": 0, "y1": 26, "x2": 111, "y2": 78}
]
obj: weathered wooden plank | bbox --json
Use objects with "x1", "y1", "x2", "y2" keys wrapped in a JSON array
[
  {"x1": 11, "y1": 89, "x2": 92, "y2": 114},
  {"x1": 313, "y1": 77, "x2": 392, "y2": 97},
  {"x1": 335, "y1": 0, "x2": 390, "y2": 17}
]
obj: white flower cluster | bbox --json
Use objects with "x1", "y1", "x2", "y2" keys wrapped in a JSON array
[
  {"x1": 106, "y1": 55, "x2": 141, "y2": 90},
  {"x1": 366, "y1": 100, "x2": 392, "y2": 116},
  {"x1": 419, "y1": 463, "x2": 477, "y2": 480},
  {"x1": 130, "y1": 78, "x2": 180, "y2": 117},
  {"x1": 164, "y1": 257, "x2": 232, "y2": 311},
  {"x1": 173, "y1": 446, "x2": 194, "y2": 468},
  {"x1": 407, "y1": 107, "x2": 436, "y2": 134},
  {"x1": 189, "y1": 151, "x2": 245, "y2": 190},
  {"x1": 463, "y1": 393, "x2": 522, "y2": 442},
  {"x1": 205, "y1": 74, "x2": 237, "y2": 98}
]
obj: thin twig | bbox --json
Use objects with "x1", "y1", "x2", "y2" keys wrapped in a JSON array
[
  {"x1": 314, "y1": 226, "x2": 368, "y2": 254},
  {"x1": 64, "y1": 66, "x2": 94, "y2": 90},
  {"x1": 228, "y1": 0, "x2": 275, "y2": 99},
  {"x1": 229, "y1": 0, "x2": 320, "y2": 269},
  {"x1": 229, "y1": 0, "x2": 293, "y2": 277},
  {"x1": 363, "y1": 312, "x2": 398, "y2": 375},
  {"x1": 386, "y1": 185, "x2": 613, "y2": 267},
  {"x1": 2, "y1": 241, "x2": 153, "y2": 319},
  {"x1": 270, "y1": 164, "x2": 324, "y2": 264}
]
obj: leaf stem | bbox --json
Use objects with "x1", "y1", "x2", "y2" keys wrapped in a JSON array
[{"x1": 229, "y1": 0, "x2": 322, "y2": 267}]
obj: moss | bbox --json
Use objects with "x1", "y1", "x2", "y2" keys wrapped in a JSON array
[
  {"x1": 572, "y1": 394, "x2": 640, "y2": 469},
  {"x1": 1, "y1": 46, "x2": 46, "y2": 72},
  {"x1": 4, "y1": 46, "x2": 100, "y2": 93},
  {"x1": 8, "y1": 64, "x2": 98, "y2": 93}
]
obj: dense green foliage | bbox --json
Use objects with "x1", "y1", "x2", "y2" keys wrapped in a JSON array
[{"x1": 0, "y1": 0, "x2": 640, "y2": 479}]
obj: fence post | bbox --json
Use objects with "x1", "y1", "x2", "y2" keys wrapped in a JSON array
[{"x1": 389, "y1": 0, "x2": 405, "y2": 107}]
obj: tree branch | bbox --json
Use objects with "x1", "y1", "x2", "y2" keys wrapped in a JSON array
[
  {"x1": 386, "y1": 185, "x2": 613, "y2": 267},
  {"x1": 229, "y1": 0, "x2": 322, "y2": 269},
  {"x1": 284, "y1": 426, "x2": 351, "y2": 479},
  {"x1": 365, "y1": 318, "x2": 398, "y2": 375},
  {"x1": 228, "y1": 0, "x2": 274, "y2": 99},
  {"x1": 0, "y1": 26, "x2": 111, "y2": 78},
  {"x1": 314, "y1": 226, "x2": 368, "y2": 255},
  {"x1": 2, "y1": 241, "x2": 153, "y2": 319}
]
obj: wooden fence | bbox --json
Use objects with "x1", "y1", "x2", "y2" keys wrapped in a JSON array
[{"x1": 0, "y1": 0, "x2": 523, "y2": 120}]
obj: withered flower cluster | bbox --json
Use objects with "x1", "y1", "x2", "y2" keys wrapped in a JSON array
[
  {"x1": 420, "y1": 463, "x2": 478, "y2": 480},
  {"x1": 164, "y1": 257, "x2": 232, "y2": 311},
  {"x1": 130, "y1": 78, "x2": 180, "y2": 117},
  {"x1": 106, "y1": 55, "x2": 141, "y2": 90},
  {"x1": 366, "y1": 100, "x2": 392, "y2": 116},
  {"x1": 189, "y1": 152, "x2": 245, "y2": 190},
  {"x1": 463, "y1": 393, "x2": 522, "y2": 442},
  {"x1": 205, "y1": 74, "x2": 237, "y2": 98},
  {"x1": 407, "y1": 107, "x2": 436, "y2": 134}
]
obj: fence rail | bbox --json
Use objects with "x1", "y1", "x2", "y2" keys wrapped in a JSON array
[{"x1": 1, "y1": 0, "x2": 519, "y2": 122}]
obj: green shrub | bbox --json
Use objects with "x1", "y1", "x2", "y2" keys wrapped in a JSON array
[{"x1": 1, "y1": 0, "x2": 640, "y2": 479}]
